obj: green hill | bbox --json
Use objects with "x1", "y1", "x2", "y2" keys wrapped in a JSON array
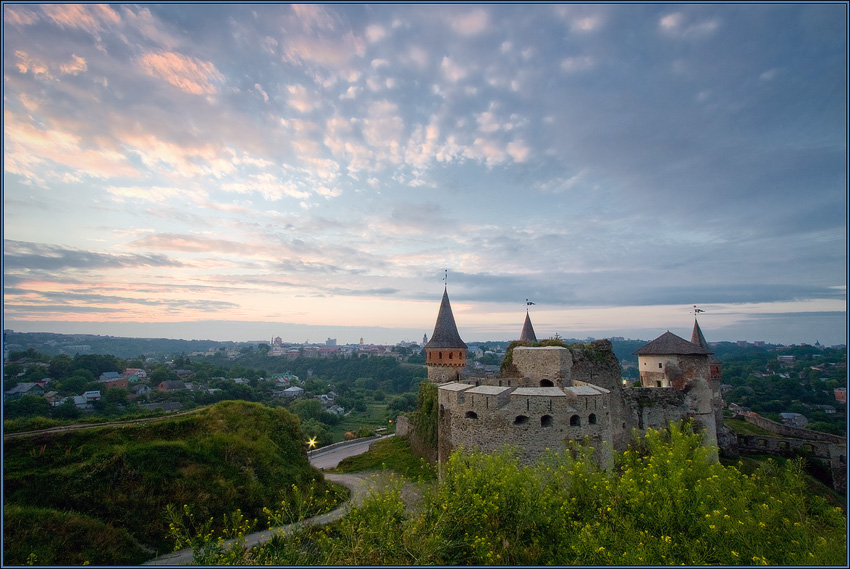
[{"x1": 3, "y1": 400, "x2": 336, "y2": 565}]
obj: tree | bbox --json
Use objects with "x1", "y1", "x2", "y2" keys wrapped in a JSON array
[
  {"x1": 51, "y1": 398, "x2": 82, "y2": 420},
  {"x1": 4, "y1": 395, "x2": 51, "y2": 419},
  {"x1": 48, "y1": 354, "x2": 74, "y2": 380}
]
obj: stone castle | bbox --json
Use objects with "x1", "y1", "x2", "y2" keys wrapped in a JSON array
[{"x1": 424, "y1": 288, "x2": 728, "y2": 467}]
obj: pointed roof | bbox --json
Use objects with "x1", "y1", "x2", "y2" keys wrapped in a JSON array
[
  {"x1": 424, "y1": 288, "x2": 467, "y2": 350},
  {"x1": 520, "y1": 312, "x2": 538, "y2": 343},
  {"x1": 691, "y1": 318, "x2": 720, "y2": 364},
  {"x1": 633, "y1": 331, "x2": 712, "y2": 356}
]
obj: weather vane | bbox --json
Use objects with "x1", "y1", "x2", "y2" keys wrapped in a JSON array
[
  {"x1": 443, "y1": 269, "x2": 448, "y2": 287},
  {"x1": 526, "y1": 299, "x2": 535, "y2": 312},
  {"x1": 693, "y1": 305, "x2": 705, "y2": 315}
]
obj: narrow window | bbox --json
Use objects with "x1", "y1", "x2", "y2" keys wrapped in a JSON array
[
  {"x1": 514, "y1": 415, "x2": 529, "y2": 425},
  {"x1": 589, "y1": 413, "x2": 597, "y2": 425},
  {"x1": 541, "y1": 415, "x2": 553, "y2": 428},
  {"x1": 439, "y1": 351, "x2": 443, "y2": 360},
  {"x1": 449, "y1": 352, "x2": 453, "y2": 360},
  {"x1": 656, "y1": 381, "x2": 662, "y2": 387},
  {"x1": 570, "y1": 415, "x2": 580, "y2": 427},
  {"x1": 658, "y1": 363, "x2": 663, "y2": 368}
]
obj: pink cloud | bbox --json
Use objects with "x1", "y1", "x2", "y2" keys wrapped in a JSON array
[
  {"x1": 41, "y1": 4, "x2": 120, "y2": 35},
  {"x1": 138, "y1": 51, "x2": 224, "y2": 96}
]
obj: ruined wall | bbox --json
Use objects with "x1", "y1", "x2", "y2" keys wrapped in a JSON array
[
  {"x1": 569, "y1": 340, "x2": 622, "y2": 392},
  {"x1": 742, "y1": 413, "x2": 848, "y2": 444},
  {"x1": 512, "y1": 346, "x2": 571, "y2": 387},
  {"x1": 621, "y1": 387, "x2": 689, "y2": 433}
]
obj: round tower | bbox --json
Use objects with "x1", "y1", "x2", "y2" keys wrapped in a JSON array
[{"x1": 425, "y1": 288, "x2": 467, "y2": 383}]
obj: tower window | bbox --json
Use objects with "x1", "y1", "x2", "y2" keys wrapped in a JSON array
[
  {"x1": 439, "y1": 351, "x2": 443, "y2": 360},
  {"x1": 465, "y1": 411, "x2": 478, "y2": 419},
  {"x1": 570, "y1": 415, "x2": 580, "y2": 427},
  {"x1": 449, "y1": 352, "x2": 453, "y2": 360},
  {"x1": 514, "y1": 415, "x2": 529, "y2": 426},
  {"x1": 541, "y1": 415, "x2": 553, "y2": 428},
  {"x1": 658, "y1": 363, "x2": 662, "y2": 368},
  {"x1": 589, "y1": 413, "x2": 597, "y2": 425}
]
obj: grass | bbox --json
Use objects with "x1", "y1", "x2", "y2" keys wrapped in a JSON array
[
  {"x1": 3, "y1": 505, "x2": 151, "y2": 566},
  {"x1": 333, "y1": 435, "x2": 436, "y2": 481},
  {"x1": 2, "y1": 400, "x2": 341, "y2": 565},
  {"x1": 723, "y1": 417, "x2": 774, "y2": 436},
  {"x1": 330, "y1": 402, "x2": 393, "y2": 441}
]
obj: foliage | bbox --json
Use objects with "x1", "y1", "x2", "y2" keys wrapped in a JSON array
[
  {"x1": 3, "y1": 505, "x2": 151, "y2": 566},
  {"x1": 334, "y1": 436, "x2": 437, "y2": 481},
  {"x1": 409, "y1": 381, "x2": 438, "y2": 449},
  {"x1": 2, "y1": 401, "x2": 340, "y2": 563},
  {"x1": 184, "y1": 423, "x2": 846, "y2": 566}
]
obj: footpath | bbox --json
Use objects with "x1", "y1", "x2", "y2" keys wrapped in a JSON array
[
  {"x1": 143, "y1": 472, "x2": 374, "y2": 565},
  {"x1": 143, "y1": 436, "x2": 389, "y2": 565}
]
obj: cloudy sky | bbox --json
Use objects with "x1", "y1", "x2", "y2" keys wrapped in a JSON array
[{"x1": 3, "y1": 3, "x2": 847, "y2": 346}]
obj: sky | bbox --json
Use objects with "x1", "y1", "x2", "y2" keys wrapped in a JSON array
[{"x1": 2, "y1": 3, "x2": 847, "y2": 347}]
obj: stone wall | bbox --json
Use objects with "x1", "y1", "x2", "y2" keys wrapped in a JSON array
[
  {"x1": 621, "y1": 387, "x2": 689, "y2": 433},
  {"x1": 569, "y1": 340, "x2": 622, "y2": 392},
  {"x1": 428, "y1": 363, "x2": 465, "y2": 384},
  {"x1": 437, "y1": 382, "x2": 613, "y2": 467},
  {"x1": 512, "y1": 346, "x2": 571, "y2": 386},
  {"x1": 742, "y1": 413, "x2": 847, "y2": 444}
]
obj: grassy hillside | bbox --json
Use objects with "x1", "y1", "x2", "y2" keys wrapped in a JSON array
[{"x1": 3, "y1": 400, "x2": 341, "y2": 565}]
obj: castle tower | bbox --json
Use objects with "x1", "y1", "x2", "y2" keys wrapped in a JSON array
[
  {"x1": 425, "y1": 287, "x2": 467, "y2": 383},
  {"x1": 691, "y1": 318, "x2": 722, "y2": 381},
  {"x1": 633, "y1": 331, "x2": 712, "y2": 389},
  {"x1": 520, "y1": 311, "x2": 538, "y2": 343}
]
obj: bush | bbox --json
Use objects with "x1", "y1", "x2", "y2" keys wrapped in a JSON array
[{"x1": 197, "y1": 422, "x2": 847, "y2": 565}]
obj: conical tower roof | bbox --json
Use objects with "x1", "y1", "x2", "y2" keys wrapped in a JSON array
[
  {"x1": 633, "y1": 331, "x2": 712, "y2": 356},
  {"x1": 424, "y1": 288, "x2": 467, "y2": 350},
  {"x1": 691, "y1": 318, "x2": 720, "y2": 364},
  {"x1": 520, "y1": 312, "x2": 538, "y2": 343}
]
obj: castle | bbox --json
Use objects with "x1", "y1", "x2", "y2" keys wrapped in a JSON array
[{"x1": 425, "y1": 288, "x2": 727, "y2": 467}]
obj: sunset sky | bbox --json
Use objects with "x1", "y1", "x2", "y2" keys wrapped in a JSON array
[{"x1": 3, "y1": 3, "x2": 847, "y2": 346}]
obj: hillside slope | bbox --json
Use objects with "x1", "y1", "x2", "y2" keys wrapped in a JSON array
[{"x1": 3, "y1": 400, "x2": 331, "y2": 564}]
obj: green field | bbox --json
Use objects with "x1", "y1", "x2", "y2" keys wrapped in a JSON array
[{"x1": 330, "y1": 402, "x2": 395, "y2": 440}]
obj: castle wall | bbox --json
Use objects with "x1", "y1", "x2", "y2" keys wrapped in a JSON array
[
  {"x1": 428, "y1": 364, "x2": 465, "y2": 384},
  {"x1": 437, "y1": 382, "x2": 613, "y2": 468},
  {"x1": 512, "y1": 347, "x2": 571, "y2": 387}
]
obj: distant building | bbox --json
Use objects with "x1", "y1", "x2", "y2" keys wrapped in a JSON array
[
  {"x1": 835, "y1": 388, "x2": 846, "y2": 403},
  {"x1": 282, "y1": 386, "x2": 304, "y2": 398},
  {"x1": 4, "y1": 382, "x2": 44, "y2": 400},
  {"x1": 779, "y1": 412, "x2": 808, "y2": 428}
]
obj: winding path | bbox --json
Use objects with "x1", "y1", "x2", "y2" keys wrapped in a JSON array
[{"x1": 143, "y1": 440, "x2": 382, "y2": 565}]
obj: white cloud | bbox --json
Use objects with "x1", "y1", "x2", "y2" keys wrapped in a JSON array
[
  {"x1": 659, "y1": 12, "x2": 719, "y2": 38},
  {"x1": 366, "y1": 24, "x2": 386, "y2": 42},
  {"x1": 254, "y1": 83, "x2": 269, "y2": 103},
  {"x1": 506, "y1": 140, "x2": 529, "y2": 163},
  {"x1": 441, "y1": 56, "x2": 467, "y2": 82},
  {"x1": 561, "y1": 56, "x2": 595, "y2": 73},
  {"x1": 451, "y1": 8, "x2": 489, "y2": 35},
  {"x1": 287, "y1": 83, "x2": 314, "y2": 112}
]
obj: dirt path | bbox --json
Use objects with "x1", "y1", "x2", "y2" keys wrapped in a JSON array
[{"x1": 142, "y1": 472, "x2": 374, "y2": 566}]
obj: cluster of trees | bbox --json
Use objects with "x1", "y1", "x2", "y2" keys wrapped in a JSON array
[
  {"x1": 4, "y1": 348, "x2": 428, "y2": 442},
  {"x1": 719, "y1": 345, "x2": 846, "y2": 434}
]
